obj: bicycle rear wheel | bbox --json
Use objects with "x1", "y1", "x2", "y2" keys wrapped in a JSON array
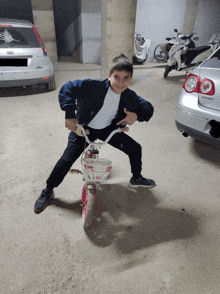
[
  {"x1": 82, "y1": 184, "x2": 96, "y2": 229},
  {"x1": 154, "y1": 44, "x2": 167, "y2": 61}
]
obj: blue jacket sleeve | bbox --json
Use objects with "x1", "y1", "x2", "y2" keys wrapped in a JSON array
[
  {"x1": 58, "y1": 80, "x2": 87, "y2": 119},
  {"x1": 136, "y1": 95, "x2": 154, "y2": 122},
  {"x1": 125, "y1": 89, "x2": 154, "y2": 122}
]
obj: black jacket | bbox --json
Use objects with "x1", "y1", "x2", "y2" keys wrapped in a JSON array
[{"x1": 58, "y1": 79, "x2": 154, "y2": 126}]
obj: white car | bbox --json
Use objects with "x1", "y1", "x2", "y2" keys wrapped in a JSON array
[
  {"x1": 176, "y1": 47, "x2": 220, "y2": 147},
  {"x1": 0, "y1": 18, "x2": 55, "y2": 91}
]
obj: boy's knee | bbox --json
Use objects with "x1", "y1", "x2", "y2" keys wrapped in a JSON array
[
  {"x1": 123, "y1": 141, "x2": 141, "y2": 155},
  {"x1": 134, "y1": 142, "x2": 142, "y2": 153}
]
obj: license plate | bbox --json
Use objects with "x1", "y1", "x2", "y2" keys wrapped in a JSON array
[{"x1": 0, "y1": 59, "x2": 27, "y2": 66}]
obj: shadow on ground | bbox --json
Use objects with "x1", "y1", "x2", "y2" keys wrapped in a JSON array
[
  {"x1": 0, "y1": 85, "x2": 49, "y2": 97},
  {"x1": 49, "y1": 182, "x2": 199, "y2": 271},
  {"x1": 51, "y1": 183, "x2": 199, "y2": 250},
  {"x1": 190, "y1": 139, "x2": 220, "y2": 166},
  {"x1": 163, "y1": 74, "x2": 187, "y2": 84},
  {"x1": 84, "y1": 183, "x2": 198, "y2": 251},
  {"x1": 50, "y1": 198, "x2": 82, "y2": 214}
]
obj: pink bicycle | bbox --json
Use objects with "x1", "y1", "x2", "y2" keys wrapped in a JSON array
[{"x1": 70, "y1": 124, "x2": 124, "y2": 229}]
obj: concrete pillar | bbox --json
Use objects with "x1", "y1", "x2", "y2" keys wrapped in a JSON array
[
  {"x1": 31, "y1": 0, "x2": 58, "y2": 62},
  {"x1": 101, "y1": 0, "x2": 137, "y2": 78},
  {"x1": 80, "y1": 0, "x2": 102, "y2": 64},
  {"x1": 182, "y1": 0, "x2": 199, "y2": 35}
]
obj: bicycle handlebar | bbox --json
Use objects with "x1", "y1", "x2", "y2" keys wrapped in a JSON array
[{"x1": 76, "y1": 124, "x2": 122, "y2": 146}]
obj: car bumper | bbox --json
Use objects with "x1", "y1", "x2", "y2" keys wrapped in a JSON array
[
  {"x1": 175, "y1": 104, "x2": 220, "y2": 146},
  {"x1": 0, "y1": 65, "x2": 53, "y2": 88},
  {"x1": 175, "y1": 120, "x2": 220, "y2": 146},
  {"x1": 0, "y1": 75, "x2": 54, "y2": 88}
]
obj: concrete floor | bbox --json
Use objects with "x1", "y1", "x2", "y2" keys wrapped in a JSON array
[{"x1": 1, "y1": 63, "x2": 220, "y2": 294}]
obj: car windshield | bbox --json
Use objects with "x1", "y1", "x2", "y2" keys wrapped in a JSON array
[
  {"x1": 0, "y1": 27, "x2": 40, "y2": 48},
  {"x1": 201, "y1": 48, "x2": 220, "y2": 69}
]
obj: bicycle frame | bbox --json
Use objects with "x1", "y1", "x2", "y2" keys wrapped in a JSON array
[{"x1": 71, "y1": 124, "x2": 122, "y2": 228}]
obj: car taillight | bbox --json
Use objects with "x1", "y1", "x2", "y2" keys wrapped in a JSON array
[
  {"x1": 32, "y1": 26, "x2": 47, "y2": 56},
  {"x1": 183, "y1": 74, "x2": 215, "y2": 95},
  {"x1": 0, "y1": 24, "x2": 13, "y2": 27}
]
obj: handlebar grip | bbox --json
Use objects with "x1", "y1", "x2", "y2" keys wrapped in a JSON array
[{"x1": 75, "y1": 124, "x2": 84, "y2": 137}]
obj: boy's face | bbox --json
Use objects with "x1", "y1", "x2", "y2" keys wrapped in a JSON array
[{"x1": 108, "y1": 70, "x2": 132, "y2": 94}]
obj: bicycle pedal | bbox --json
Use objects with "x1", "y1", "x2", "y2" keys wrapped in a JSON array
[{"x1": 69, "y1": 169, "x2": 82, "y2": 174}]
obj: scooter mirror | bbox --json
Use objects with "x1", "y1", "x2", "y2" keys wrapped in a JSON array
[
  {"x1": 174, "y1": 29, "x2": 178, "y2": 32},
  {"x1": 194, "y1": 37, "x2": 199, "y2": 41}
]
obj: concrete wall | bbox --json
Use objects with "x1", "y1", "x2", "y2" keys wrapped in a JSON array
[
  {"x1": 0, "y1": 0, "x2": 33, "y2": 22},
  {"x1": 101, "y1": 0, "x2": 137, "y2": 77},
  {"x1": 194, "y1": 0, "x2": 220, "y2": 44},
  {"x1": 80, "y1": 0, "x2": 102, "y2": 63},
  {"x1": 135, "y1": 0, "x2": 186, "y2": 62}
]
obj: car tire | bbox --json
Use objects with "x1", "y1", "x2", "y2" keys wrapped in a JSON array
[{"x1": 47, "y1": 75, "x2": 55, "y2": 91}]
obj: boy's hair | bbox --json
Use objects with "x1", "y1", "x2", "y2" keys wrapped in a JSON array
[{"x1": 109, "y1": 54, "x2": 133, "y2": 77}]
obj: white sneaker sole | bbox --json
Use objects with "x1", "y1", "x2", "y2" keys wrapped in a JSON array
[{"x1": 128, "y1": 183, "x2": 156, "y2": 189}]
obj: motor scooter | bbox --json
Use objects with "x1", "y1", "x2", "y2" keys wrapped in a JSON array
[
  {"x1": 164, "y1": 32, "x2": 219, "y2": 77},
  {"x1": 154, "y1": 29, "x2": 183, "y2": 61}
]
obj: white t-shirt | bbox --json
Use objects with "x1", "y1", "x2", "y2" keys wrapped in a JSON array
[{"x1": 88, "y1": 86, "x2": 121, "y2": 129}]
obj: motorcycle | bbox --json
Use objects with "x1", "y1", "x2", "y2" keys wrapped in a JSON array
[
  {"x1": 154, "y1": 29, "x2": 182, "y2": 61},
  {"x1": 164, "y1": 32, "x2": 219, "y2": 78},
  {"x1": 133, "y1": 33, "x2": 151, "y2": 64}
]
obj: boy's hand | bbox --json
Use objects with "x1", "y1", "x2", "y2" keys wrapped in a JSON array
[
  {"x1": 120, "y1": 127, "x2": 129, "y2": 132},
  {"x1": 65, "y1": 118, "x2": 78, "y2": 132},
  {"x1": 117, "y1": 108, "x2": 137, "y2": 126}
]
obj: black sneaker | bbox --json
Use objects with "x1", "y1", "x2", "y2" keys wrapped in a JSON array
[
  {"x1": 129, "y1": 176, "x2": 156, "y2": 189},
  {"x1": 34, "y1": 188, "x2": 54, "y2": 214}
]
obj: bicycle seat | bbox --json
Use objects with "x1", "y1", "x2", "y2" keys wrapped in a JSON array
[{"x1": 166, "y1": 38, "x2": 172, "y2": 41}]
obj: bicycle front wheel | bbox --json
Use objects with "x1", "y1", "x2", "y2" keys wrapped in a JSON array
[
  {"x1": 154, "y1": 44, "x2": 167, "y2": 61},
  {"x1": 82, "y1": 185, "x2": 96, "y2": 229}
]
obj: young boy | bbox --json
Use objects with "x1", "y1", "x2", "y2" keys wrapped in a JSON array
[{"x1": 34, "y1": 54, "x2": 155, "y2": 214}]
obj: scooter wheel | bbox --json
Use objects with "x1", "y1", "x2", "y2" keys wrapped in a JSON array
[{"x1": 164, "y1": 65, "x2": 173, "y2": 78}]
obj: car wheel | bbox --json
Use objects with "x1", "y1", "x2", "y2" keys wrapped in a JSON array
[{"x1": 47, "y1": 75, "x2": 55, "y2": 91}]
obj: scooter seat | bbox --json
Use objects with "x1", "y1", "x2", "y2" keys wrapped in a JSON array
[
  {"x1": 184, "y1": 45, "x2": 212, "y2": 64},
  {"x1": 187, "y1": 45, "x2": 211, "y2": 53}
]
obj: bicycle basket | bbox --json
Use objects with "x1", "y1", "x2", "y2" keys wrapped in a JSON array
[{"x1": 82, "y1": 158, "x2": 112, "y2": 182}]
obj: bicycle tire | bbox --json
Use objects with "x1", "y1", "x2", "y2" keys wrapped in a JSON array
[
  {"x1": 82, "y1": 185, "x2": 96, "y2": 229},
  {"x1": 154, "y1": 44, "x2": 167, "y2": 61}
]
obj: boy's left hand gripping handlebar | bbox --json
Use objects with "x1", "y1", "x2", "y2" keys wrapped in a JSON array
[
  {"x1": 75, "y1": 124, "x2": 90, "y2": 143},
  {"x1": 75, "y1": 124, "x2": 129, "y2": 145}
]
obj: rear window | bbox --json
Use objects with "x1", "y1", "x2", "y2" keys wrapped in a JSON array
[
  {"x1": 201, "y1": 48, "x2": 220, "y2": 69},
  {"x1": 0, "y1": 27, "x2": 41, "y2": 48}
]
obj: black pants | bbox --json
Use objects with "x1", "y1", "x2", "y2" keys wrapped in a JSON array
[{"x1": 46, "y1": 124, "x2": 142, "y2": 189}]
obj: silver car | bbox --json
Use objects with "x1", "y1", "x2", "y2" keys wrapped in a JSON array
[
  {"x1": 176, "y1": 47, "x2": 220, "y2": 147},
  {"x1": 0, "y1": 18, "x2": 55, "y2": 91}
]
